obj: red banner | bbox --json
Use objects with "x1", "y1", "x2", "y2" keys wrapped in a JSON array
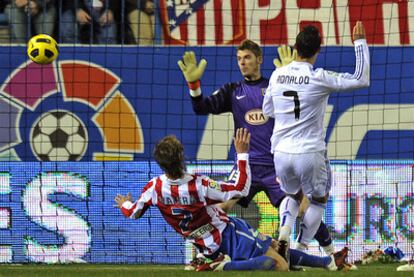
[{"x1": 159, "y1": 0, "x2": 413, "y2": 45}]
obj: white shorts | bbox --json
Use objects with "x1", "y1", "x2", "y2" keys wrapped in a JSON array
[{"x1": 273, "y1": 150, "x2": 332, "y2": 198}]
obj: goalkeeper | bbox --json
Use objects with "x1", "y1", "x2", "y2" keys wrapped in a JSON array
[{"x1": 178, "y1": 40, "x2": 335, "y2": 256}]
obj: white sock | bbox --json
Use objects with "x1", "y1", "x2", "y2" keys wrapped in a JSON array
[
  {"x1": 323, "y1": 244, "x2": 335, "y2": 255},
  {"x1": 279, "y1": 226, "x2": 291, "y2": 242},
  {"x1": 278, "y1": 196, "x2": 300, "y2": 241},
  {"x1": 326, "y1": 255, "x2": 338, "y2": 271},
  {"x1": 297, "y1": 202, "x2": 325, "y2": 246}
]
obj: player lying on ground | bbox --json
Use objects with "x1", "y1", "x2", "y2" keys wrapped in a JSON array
[
  {"x1": 186, "y1": 240, "x2": 349, "y2": 271},
  {"x1": 114, "y1": 128, "x2": 349, "y2": 271},
  {"x1": 177, "y1": 39, "x2": 335, "y2": 256}
]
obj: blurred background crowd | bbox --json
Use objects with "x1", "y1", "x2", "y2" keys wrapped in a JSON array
[{"x1": 0, "y1": 0, "x2": 155, "y2": 44}]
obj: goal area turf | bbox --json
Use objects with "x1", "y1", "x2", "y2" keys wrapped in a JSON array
[{"x1": 0, "y1": 263, "x2": 407, "y2": 277}]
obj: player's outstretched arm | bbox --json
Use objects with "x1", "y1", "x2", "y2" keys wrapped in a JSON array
[
  {"x1": 115, "y1": 192, "x2": 143, "y2": 219},
  {"x1": 322, "y1": 21, "x2": 369, "y2": 91},
  {"x1": 204, "y1": 129, "x2": 251, "y2": 203},
  {"x1": 222, "y1": 128, "x2": 251, "y2": 198},
  {"x1": 177, "y1": 51, "x2": 207, "y2": 91},
  {"x1": 216, "y1": 129, "x2": 251, "y2": 211},
  {"x1": 273, "y1": 45, "x2": 297, "y2": 69},
  {"x1": 179, "y1": 51, "x2": 232, "y2": 115},
  {"x1": 349, "y1": 21, "x2": 369, "y2": 88}
]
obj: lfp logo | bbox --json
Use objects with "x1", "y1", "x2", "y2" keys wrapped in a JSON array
[{"x1": 0, "y1": 61, "x2": 144, "y2": 161}]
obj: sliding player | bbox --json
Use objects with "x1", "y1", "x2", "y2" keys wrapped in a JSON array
[{"x1": 115, "y1": 129, "x2": 349, "y2": 271}]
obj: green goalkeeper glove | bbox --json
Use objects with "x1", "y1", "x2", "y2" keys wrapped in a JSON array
[
  {"x1": 177, "y1": 51, "x2": 207, "y2": 84},
  {"x1": 273, "y1": 45, "x2": 297, "y2": 68}
]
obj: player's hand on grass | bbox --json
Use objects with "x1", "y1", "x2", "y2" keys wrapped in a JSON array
[
  {"x1": 273, "y1": 45, "x2": 297, "y2": 68},
  {"x1": 234, "y1": 128, "x2": 250, "y2": 154},
  {"x1": 177, "y1": 51, "x2": 207, "y2": 83},
  {"x1": 115, "y1": 192, "x2": 133, "y2": 208},
  {"x1": 352, "y1": 21, "x2": 366, "y2": 41}
]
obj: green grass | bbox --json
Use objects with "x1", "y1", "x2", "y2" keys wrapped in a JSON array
[{"x1": 0, "y1": 263, "x2": 411, "y2": 277}]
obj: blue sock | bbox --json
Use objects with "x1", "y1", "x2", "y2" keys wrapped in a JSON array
[
  {"x1": 314, "y1": 221, "x2": 332, "y2": 247},
  {"x1": 223, "y1": 256, "x2": 275, "y2": 271},
  {"x1": 290, "y1": 249, "x2": 331, "y2": 268}
]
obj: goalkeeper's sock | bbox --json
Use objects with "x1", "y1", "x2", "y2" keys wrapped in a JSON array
[
  {"x1": 314, "y1": 221, "x2": 333, "y2": 254},
  {"x1": 290, "y1": 249, "x2": 331, "y2": 268},
  {"x1": 223, "y1": 256, "x2": 275, "y2": 271}
]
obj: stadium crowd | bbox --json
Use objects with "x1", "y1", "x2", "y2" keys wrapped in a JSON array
[{"x1": 1, "y1": 0, "x2": 155, "y2": 44}]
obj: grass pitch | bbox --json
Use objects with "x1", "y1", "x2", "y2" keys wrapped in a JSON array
[{"x1": 0, "y1": 263, "x2": 410, "y2": 277}]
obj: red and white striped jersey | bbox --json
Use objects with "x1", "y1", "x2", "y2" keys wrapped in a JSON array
[{"x1": 121, "y1": 153, "x2": 251, "y2": 255}]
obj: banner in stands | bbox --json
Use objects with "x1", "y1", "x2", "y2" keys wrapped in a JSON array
[
  {"x1": 0, "y1": 46, "x2": 413, "y2": 161},
  {"x1": 159, "y1": 0, "x2": 414, "y2": 46}
]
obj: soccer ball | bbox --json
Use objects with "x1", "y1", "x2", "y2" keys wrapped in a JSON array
[
  {"x1": 27, "y1": 34, "x2": 59, "y2": 64},
  {"x1": 31, "y1": 111, "x2": 88, "y2": 161}
]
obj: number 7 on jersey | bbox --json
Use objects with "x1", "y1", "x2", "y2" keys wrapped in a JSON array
[{"x1": 283, "y1": 90, "x2": 300, "y2": 120}]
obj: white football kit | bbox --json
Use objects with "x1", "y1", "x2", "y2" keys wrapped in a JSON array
[{"x1": 263, "y1": 39, "x2": 370, "y2": 196}]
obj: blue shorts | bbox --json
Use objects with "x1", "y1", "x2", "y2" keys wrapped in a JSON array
[{"x1": 209, "y1": 217, "x2": 272, "y2": 260}]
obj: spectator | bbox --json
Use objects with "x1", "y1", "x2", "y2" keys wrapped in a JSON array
[
  {"x1": 125, "y1": 0, "x2": 154, "y2": 45},
  {"x1": 5, "y1": 0, "x2": 56, "y2": 43},
  {"x1": 59, "y1": 0, "x2": 117, "y2": 44}
]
